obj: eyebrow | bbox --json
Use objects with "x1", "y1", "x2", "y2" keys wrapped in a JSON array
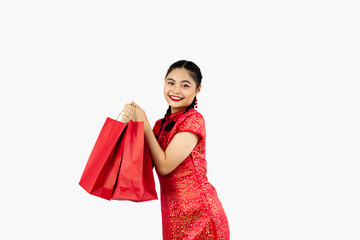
[{"x1": 166, "y1": 78, "x2": 192, "y2": 85}]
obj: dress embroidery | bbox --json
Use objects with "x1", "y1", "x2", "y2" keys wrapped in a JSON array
[{"x1": 153, "y1": 108, "x2": 230, "y2": 240}]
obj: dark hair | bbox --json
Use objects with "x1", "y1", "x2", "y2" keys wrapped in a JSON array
[
  {"x1": 165, "y1": 60, "x2": 202, "y2": 89},
  {"x1": 156, "y1": 60, "x2": 202, "y2": 139}
]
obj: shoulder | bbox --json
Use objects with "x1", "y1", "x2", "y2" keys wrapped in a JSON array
[
  {"x1": 176, "y1": 109, "x2": 206, "y2": 138},
  {"x1": 179, "y1": 108, "x2": 205, "y2": 125},
  {"x1": 152, "y1": 118, "x2": 164, "y2": 134},
  {"x1": 154, "y1": 118, "x2": 163, "y2": 127}
]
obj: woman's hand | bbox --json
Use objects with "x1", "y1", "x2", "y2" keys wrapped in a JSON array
[
  {"x1": 121, "y1": 102, "x2": 135, "y2": 123},
  {"x1": 132, "y1": 102, "x2": 149, "y2": 123},
  {"x1": 121, "y1": 101, "x2": 150, "y2": 128}
]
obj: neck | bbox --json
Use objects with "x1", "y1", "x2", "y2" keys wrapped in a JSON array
[{"x1": 170, "y1": 107, "x2": 187, "y2": 114}]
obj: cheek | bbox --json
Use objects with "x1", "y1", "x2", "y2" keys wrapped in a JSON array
[
  {"x1": 183, "y1": 88, "x2": 196, "y2": 98},
  {"x1": 164, "y1": 86, "x2": 172, "y2": 98},
  {"x1": 163, "y1": 85, "x2": 169, "y2": 94}
]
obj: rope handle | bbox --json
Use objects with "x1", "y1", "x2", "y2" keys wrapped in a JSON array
[{"x1": 115, "y1": 105, "x2": 135, "y2": 123}]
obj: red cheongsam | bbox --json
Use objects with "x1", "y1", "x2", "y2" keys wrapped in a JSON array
[{"x1": 152, "y1": 108, "x2": 230, "y2": 240}]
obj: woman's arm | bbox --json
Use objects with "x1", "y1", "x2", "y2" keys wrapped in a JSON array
[
  {"x1": 122, "y1": 102, "x2": 200, "y2": 175},
  {"x1": 144, "y1": 121, "x2": 200, "y2": 175}
]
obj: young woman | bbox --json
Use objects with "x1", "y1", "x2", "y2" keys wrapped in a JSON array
[{"x1": 122, "y1": 60, "x2": 230, "y2": 239}]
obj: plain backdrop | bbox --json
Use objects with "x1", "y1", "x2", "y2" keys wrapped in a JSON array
[{"x1": 0, "y1": 1, "x2": 359, "y2": 239}]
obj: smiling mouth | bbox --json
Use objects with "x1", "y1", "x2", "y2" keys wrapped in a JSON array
[{"x1": 169, "y1": 95, "x2": 184, "y2": 102}]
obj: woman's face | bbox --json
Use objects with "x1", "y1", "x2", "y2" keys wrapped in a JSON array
[{"x1": 164, "y1": 68, "x2": 201, "y2": 113}]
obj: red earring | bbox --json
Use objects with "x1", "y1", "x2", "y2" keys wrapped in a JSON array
[{"x1": 195, "y1": 98, "x2": 198, "y2": 108}]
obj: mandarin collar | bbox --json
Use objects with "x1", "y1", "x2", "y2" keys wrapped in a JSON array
[{"x1": 166, "y1": 109, "x2": 187, "y2": 122}]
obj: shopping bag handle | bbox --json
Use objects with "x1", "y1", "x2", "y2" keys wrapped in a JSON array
[{"x1": 115, "y1": 105, "x2": 135, "y2": 123}]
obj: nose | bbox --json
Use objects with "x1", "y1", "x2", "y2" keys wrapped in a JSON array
[{"x1": 172, "y1": 83, "x2": 181, "y2": 93}]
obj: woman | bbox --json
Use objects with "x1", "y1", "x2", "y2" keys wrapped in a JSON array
[{"x1": 123, "y1": 60, "x2": 230, "y2": 239}]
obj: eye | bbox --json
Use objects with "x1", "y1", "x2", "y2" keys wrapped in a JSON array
[
  {"x1": 182, "y1": 84, "x2": 190, "y2": 88},
  {"x1": 167, "y1": 81, "x2": 174, "y2": 85}
]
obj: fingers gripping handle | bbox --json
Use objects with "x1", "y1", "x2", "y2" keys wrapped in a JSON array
[{"x1": 115, "y1": 105, "x2": 135, "y2": 123}]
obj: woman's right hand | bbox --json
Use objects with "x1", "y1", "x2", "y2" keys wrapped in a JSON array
[{"x1": 121, "y1": 102, "x2": 135, "y2": 122}]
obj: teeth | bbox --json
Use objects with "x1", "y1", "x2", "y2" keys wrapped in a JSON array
[{"x1": 171, "y1": 96, "x2": 182, "y2": 100}]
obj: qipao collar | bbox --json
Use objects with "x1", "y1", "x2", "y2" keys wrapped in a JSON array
[{"x1": 165, "y1": 109, "x2": 187, "y2": 123}]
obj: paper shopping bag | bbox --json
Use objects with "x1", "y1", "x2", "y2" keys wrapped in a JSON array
[
  {"x1": 79, "y1": 117, "x2": 127, "y2": 200},
  {"x1": 112, "y1": 120, "x2": 158, "y2": 202}
]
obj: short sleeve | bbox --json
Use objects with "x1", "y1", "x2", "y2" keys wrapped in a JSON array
[
  {"x1": 153, "y1": 118, "x2": 163, "y2": 136},
  {"x1": 177, "y1": 110, "x2": 206, "y2": 140}
]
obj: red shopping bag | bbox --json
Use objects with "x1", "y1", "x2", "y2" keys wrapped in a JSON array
[
  {"x1": 79, "y1": 117, "x2": 127, "y2": 200},
  {"x1": 112, "y1": 120, "x2": 158, "y2": 202},
  {"x1": 79, "y1": 116, "x2": 158, "y2": 202}
]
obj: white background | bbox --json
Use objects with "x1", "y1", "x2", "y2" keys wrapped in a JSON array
[{"x1": 1, "y1": 0, "x2": 359, "y2": 239}]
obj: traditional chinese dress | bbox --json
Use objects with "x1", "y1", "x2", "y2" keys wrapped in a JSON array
[{"x1": 152, "y1": 108, "x2": 230, "y2": 240}]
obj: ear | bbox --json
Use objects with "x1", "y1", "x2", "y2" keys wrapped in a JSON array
[{"x1": 195, "y1": 84, "x2": 202, "y2": 96}]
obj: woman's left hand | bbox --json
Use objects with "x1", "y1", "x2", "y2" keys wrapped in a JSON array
[{"x1": 131, "y1": 101, "x2": 148, "y2": 123}]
